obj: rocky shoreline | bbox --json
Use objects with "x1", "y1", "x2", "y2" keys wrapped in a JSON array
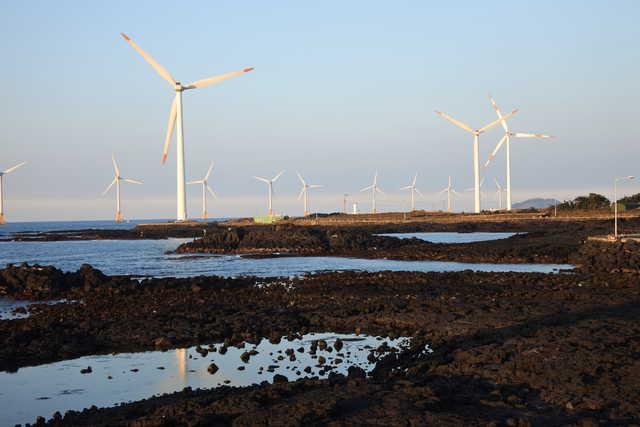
[{"x1": 1, "y1": 262, "x2": 639, "y2": 424}]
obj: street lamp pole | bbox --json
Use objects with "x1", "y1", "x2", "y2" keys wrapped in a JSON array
[{"x1": 614, "y1": 176, "x2": 634, "y2": 239}]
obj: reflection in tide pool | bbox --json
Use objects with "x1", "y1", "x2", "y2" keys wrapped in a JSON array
[
  {"x1": 0, "y1": 299, "x2": 71, "y2": 320},
  {"x1": 378, "y1": 232, "x2": 521, "y2": 243},
  {"x1": 0, "y1": 239, "x2": 572, "y2": 278},
  {"x1": 0, "y1": 333, "x2": 411, "y2": 426}
]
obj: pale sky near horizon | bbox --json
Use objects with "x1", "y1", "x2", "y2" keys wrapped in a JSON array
[{"x1": 1, "y1": 0, "x2": 639, "y2": 221}]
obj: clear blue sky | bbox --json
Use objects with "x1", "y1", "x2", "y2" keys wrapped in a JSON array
[{"x1": 1, "y1": 0, "x2": 639, "y2": 220}]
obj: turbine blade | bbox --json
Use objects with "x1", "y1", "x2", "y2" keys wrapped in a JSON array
[
  {"x1": 296, "y1": 172, "x2": 305, "y2": 185},
  {"x1": 512, "y1": 132, "x2": 553, "y2": 138},
  {"x1": 489, "y1": 95, "x2": 509, "y2": 133},
  {"x1": 123, "y1": 178, "x2": 143, "y2": 184},
  {"x1": 360, "y1": 185, "x2": 374, "y2": 192},
  {"x1": 297, "y1": 188, "x2": 305, "y2": 200},
  {"x1": 412, "y1": 174, "x2": 417, "y2": 186},
  {"x1": 2, "y1": 161, "x2": 27, "y2": 174},
  {"x1": 452, "y1": 190, "x2": 463, "y2": 197},
  {"x1": 120, "y1": 33, "x2": 176, "y2": 87},
  {"x1": 204, "y1": 162, "x2": 215, "y2": 180},
  {"x1": 309, "y1": 184, "x2": 322, "y2": 189},
  {"x1": 272, "y1": 170, "x2": 285, "y2": 182},
  {"x1": 111, "y1": 155, "x2": 120, "y2": 176},
  {"x1": 479, "y1": 109, "x2": 519, "y2": 134},
  {"x1": 206, "y1": 186, "x2": 217, "y2": 198},
  {"x1": 415, "y1": 188, "x2": 424, "y2": 197},
  {"x1": 484, "y1": 134, "x2": 509, "y2": 167},
  {"x1": 102, "y1": 178, "x2": 117, "y2": 195},
  {"x1": 184, "y1": 67, "x2": 255, "y2": 90},
  {"x1": 400, "y1": 185, "x2": 412, "y2": 190},
  {"x1": 376, "y1": 187, "x2": 384, "y2": 194},
  {"x1": 254, "y1": 176, "x2": 270, "y2": 184},
  {"x1": 494, "y1": 178, "x2": 501, "y2": 190},
  {"x1": 435, "y1": 111, "x2": 474, "y2": 133},
  {"x1": 187, "y1": 180, "x2": 203, "y2": 185},
  {"x1": 162, "y1": 95, "x2": 178, "y2": 164}
]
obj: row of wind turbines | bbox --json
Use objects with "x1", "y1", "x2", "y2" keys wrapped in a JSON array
[
  {"x1": 119, "y1": 32, "x2": 553, "y2": 220},
  {"x1": 1, "y1": 32, "x2": 554, "y2": 223}
]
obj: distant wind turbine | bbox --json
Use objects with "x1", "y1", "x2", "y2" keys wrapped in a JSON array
[
  {"x1": 400, "y1": 173, "x2": 423, "y2": 211},
  {"x1": 360, "y1": 172, "x2": 383, "y2": 214},
  {"x1": 494, "y1": 178, "x2": 506, "y2": 210},
  {"x1": 436, "y1": 106, "x2": 518, "y2": 213},
  {"x1": 485, "y1": 95, "x2": 554, "y2": 211},
  {"x1": 120, "y1": 33, "x2": 254, "y2": 222},
  {"x1": 254, "y1": 171, "x2": 285, "y2": 217},
  {"x1": 297, "y1": 173, "x2": 322, "y2": 216},
  {"x1": 439, "y1": 176, "x2": 461, "y2": 213},
  {"x1": 0, "y1": 162, "x2": 27, "y2": 224},
  {"x1": 103, "y1": 155, "x2": 142, "y2": 223},
  {"x1": 188, "y1": 162, "x2": 217, "y2": 220}
]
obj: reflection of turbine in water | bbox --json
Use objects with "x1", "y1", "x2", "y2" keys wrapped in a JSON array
[{"x1": 176, "y1": 348, "x2": 187, "y2": 382}]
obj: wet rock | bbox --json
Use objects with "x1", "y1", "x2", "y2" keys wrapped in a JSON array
[
  {"x1": 207, "y1": 363, "x2": 219, "y2": 374},
  {"x1": 334, "y1": 338, "x2": 343, "y2": 352},
  {"x1": 347, "y1": 366, "x2": 366, "y2": 379},
  {"x1": 240, "y1": 352, "x2": 250, "y2": 363},
  {"x1": 273, "y1": 374, "x2": 288, "y2": 384},
  {"x1": 80, "y1": 366, "x2": 92, "y2": 374},
  {"x1": 153, "y1": 337, "x2": 172, "y2": 349}
]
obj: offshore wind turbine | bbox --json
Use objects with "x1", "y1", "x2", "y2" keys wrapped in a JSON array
[
  {"x1": 400, "y1": 173, "x2": 423, "y2": 211},
  {"x1": 485, "y1": 96, "x2": 554, "y2": 211},
  {"x1": 435, "y1": 106, "x2": 518, "y2": 213},
  {"x1": 439, "y1": 176, "x2": 461, "y2": 213},
  {"x1": 254, "y1": 171, "x2": 285, "y2": 217},
  {"x1": 188, "y1": 162, "x2": 217, "y2": 220},
  {"x1": 120, "y1": 33, "x2": 254, "y2": 222},
  {"x1": 103, "y1": 155, "x2": 142, "y2": 223},
  {"x1": 0, "y1": 162, "x2": 26, "y2": 224},
  {"x1": 360, "y1": 172, "x2": 383, "y2": 214},
  {"x1": 297, "y1": 172, "x2": 322, "y2": 216}
]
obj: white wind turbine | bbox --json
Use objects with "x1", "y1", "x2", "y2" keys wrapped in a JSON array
[
  {"x1": 485, "y1": 96, "x2": 554, "y2": 211},
  {"x1": 435, "y1": 106, "x2": 518, "y2": 213},
  {"x1": 103, "y1": 155, "x2": 142, "y2": 223},
  {"x1": 188, "y1": 162, "x2": 217, "y2": 220},
  {"x1": 360, "y1": 172, "x2": 383, "y2": 214},
  {"x1": 494, "y1": 178, "x2": 506, "y2": 210},
  {"x1": 0, "y1": 162, "x2": 27, "y2": 224},
  {"x1": 297, "y1": 172, "x2": 322, "y2": 216},
  {"x1": 400, "y1": 173, "x2": 423, "y2": 211},
  {"x1": 120, "y1": 33, "x2": 254, "y2": 222},
  {"x1": 438, "y1": 176, "x2": 461, "y2": 213},
  {"x1": 254, "y1": 171, "x2": 285, "y2": 217}
]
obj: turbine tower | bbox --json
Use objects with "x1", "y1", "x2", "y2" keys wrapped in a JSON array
[
  {"x1": 360, "y1": 172, "x2": 383, "y2": 214},
  {"x1": 0, "y1": 162, "x2": 26, "y2": 224},
  {"x1": 254, "y1": 171, "x2": 285, "y2": 217},
  {"x1": 188, "y1": 162, "x2": 217, "y2": 220},
  {"x1": 435, "y1": 106, "x2": 518, "y2": 213},
  {"x1": 438, "y1": 176, "x2": 461, "y2": 213},
  {"x1": 120, "y1": 33, "x2": 254, "y2": 222},
  {"x1": 485, "y1": 96, "x2": 554, "y2": 211},
  {"x1": 400, "y1": 173, "x2": 423, "y2": 211},
  {"x1": 297, "y1": 172, "x2": 322, "y2": 216},
  {"x1": 103, "y1": 155, "x2": 142, "y2": 223},
  {"x1": 494, "y1": 178, "x2": 505, "y2": 210}
]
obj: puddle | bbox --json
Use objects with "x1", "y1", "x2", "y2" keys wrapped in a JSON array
[
  {"x1": 0, "y1": 298, "x2": 71, "y2": 320},
  {"x1": 378, "y1": 232, "x2": 522, "y2": 243},
  {"x1": 0, "y1": 332, "x2": 413, "y2": 426}
]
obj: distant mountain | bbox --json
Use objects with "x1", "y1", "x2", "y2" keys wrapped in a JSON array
[{"x1": 513, "y1": 198, "x2": 559, "y2": 209}]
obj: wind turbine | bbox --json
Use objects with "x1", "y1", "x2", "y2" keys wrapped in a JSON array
[
  {"x1": 485, "y1": 96, "x2": 554, "y2": 211},
  {"x1": 400, "y1": 173, "x2": 423, "y2": 211},
  {"x1": 360, "y1": 172, "x2": 383, "y2": 214},
  {"x1": 188, "y1": 162, "x2": 217, "y2": 220},
  {"x1": 254, "y1": 171, "x2": 285, "y2": 217},
  {"x1": 438, "y1": 176, "x2": 461, "y2": 213},
  {"x1": 435, "y1": 106, "x2": 518, "y2": 213},
  {"x1": 296, "y1": 172, "x2": 322, "y2": 216},
  {"x1": 103, "y1": 155, "x2": 142, "y2": 223},
  {"x1": 120, "y1": 33, "x2": 254, "y2": 222},
  {"x1": 0, "y1": 162, "x2": 26, "y2": 224},
  {"x1": 494, "y1": 178, "x2": 506, "y2": 210}
]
